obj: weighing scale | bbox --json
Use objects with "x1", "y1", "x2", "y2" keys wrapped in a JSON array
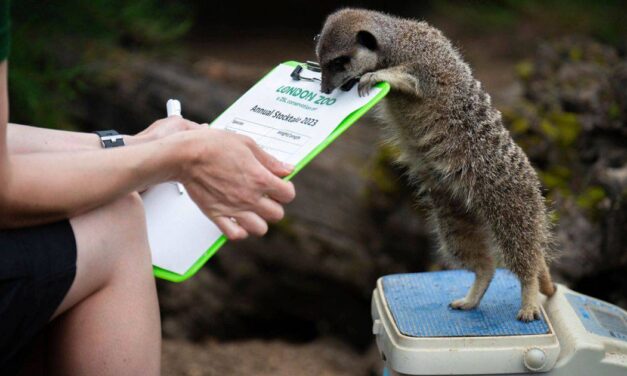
[{"x1": 372, "y1": 269, "x2": 627, "y2": 375}]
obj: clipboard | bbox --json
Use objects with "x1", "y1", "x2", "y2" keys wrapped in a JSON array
[{"x1": 151, "y1": 61, "x2": 390, "y2": 282}]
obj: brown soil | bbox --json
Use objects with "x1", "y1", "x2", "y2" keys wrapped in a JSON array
[{"x1": 162, "y1": 338, "x2": 382, "y2": 376}]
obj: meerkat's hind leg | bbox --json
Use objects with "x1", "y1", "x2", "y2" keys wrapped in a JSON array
[
  {"x1": 517, "y1": 271, "x2": 542, "y2": 322},
  {"x1": 480, "y1": 193, "x2": 548, "y2": 321},
  {"x1": 512, "y1": 247, "x2": 553, "y2": 321},
  {"x1": 358, "y1": 66, "x2": 422, "y2": 97},
  {"x1": 448, "y1": 245, "x2": 496, "y2": 310},
  {"x1": 450, "y1": 259, "x2": 496, "y2": 310},
  {"x1": 430, "y1": 201, "x2": 496, "y2": 310},
  {"x1": 493, "y1": 231, "x2": 544, "y2": 321},
  {"x1": 494, "y1": 227, "x2": 544, "y2": 321},
  {"x1": 518, "y1": 253, "x2": 555, "y2": 321}
]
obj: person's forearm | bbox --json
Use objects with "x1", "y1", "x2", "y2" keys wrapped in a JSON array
[
  {"x1": 7, "y1": 123, "x2": 149, "y2": 154},
  {"x1": 0, "y1": 133, "x2": 190, "y2": 228}
]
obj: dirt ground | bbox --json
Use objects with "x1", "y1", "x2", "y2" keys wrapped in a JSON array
[{"x1": 162, "y1": 338, "x2": 382, "y2": 376}]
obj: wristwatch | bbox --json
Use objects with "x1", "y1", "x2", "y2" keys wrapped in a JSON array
[{"x1": 94, "y1": 130, "x2": 125, "y2": 148}]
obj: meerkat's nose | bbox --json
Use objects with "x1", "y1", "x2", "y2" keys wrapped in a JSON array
[{"x1": 320, "y1": 82, "x2": 334, "y2": 95}]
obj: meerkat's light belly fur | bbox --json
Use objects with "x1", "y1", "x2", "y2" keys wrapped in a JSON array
[{"x1": 380, "y1": 84, "x2": 514, "y2": 205}]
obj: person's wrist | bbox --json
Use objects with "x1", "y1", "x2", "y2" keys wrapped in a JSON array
[
  {"x1": 163, "y1": 130, "x2": 204, "y2": 183},
  {"x1": 124, "y1": 134, "x2": 137, "y2": 146}
]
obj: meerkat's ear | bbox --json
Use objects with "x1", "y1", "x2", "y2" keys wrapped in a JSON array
[{"x1": 356, "y1": 30, "x2": 377, "y2": 51}]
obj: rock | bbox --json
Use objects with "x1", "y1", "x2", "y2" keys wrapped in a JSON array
[
  {"x1": 505, "y1": 37, "x2": 627, "y2": 305},
  {"x1": 551, "y1": 199, "x2": 603, "y2": 281},
  {"x1": 523, "y1": 36, "x2": 624, "y2": 132},
  {"x1": 71, "y1": 53, "x2": 240, "y2": 134},
  {"x1": 161, "y1": 338, "x2": 382, "y2": 376}
]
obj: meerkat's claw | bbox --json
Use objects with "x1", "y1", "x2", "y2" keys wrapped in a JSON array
[
  {"x1": 449, "y1": 298, "x2": 479, "y2": 310},
  {"x1": 358, "y1": 73, "x2": 378, "y2": 97},
  {"x1": 517, "y1": 305, "x2": 541, "y2": 322}
]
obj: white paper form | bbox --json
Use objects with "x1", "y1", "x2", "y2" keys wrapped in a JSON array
[{"x1": 143, "y1": 63, "x2": 381, "y2": 275}]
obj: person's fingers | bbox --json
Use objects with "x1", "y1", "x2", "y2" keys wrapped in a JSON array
[
  {"x1": 248, "y1": 141, "x2": 294, "y2": 177},
  {"x1": 185, "y1": 121, "x2": 205, "y2": 130},
  {"x1": 167, "y1": 116, "x2": 200, "y2": 129},
  {"x1": 254, "y1": 196, "x2": 285, "y2": 223},
  {"x1": 181, "y1": 119, "x2": 203, "y2": 130},
  {"x1": 231, "y1": 211, "x2": 269, "y2": 237},
  {"x1": 213, "y1": 216, "x2": 248, "y2": 240},
  {"x1": 262, "y1": 175, "x2": 296, "y2": 204}
]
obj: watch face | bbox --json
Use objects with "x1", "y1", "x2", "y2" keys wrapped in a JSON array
[{"x1": 104, "y1": 137, "x2": 125, "y2": 148}]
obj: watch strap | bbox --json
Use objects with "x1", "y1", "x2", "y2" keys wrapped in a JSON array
[{"x1": 94, "y1": 130, "x2": 125, "y2": 148}]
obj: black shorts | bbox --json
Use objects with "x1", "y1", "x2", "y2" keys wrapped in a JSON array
[{"x1": 0, "y1": 220, "x2": 77, "y2": 374}]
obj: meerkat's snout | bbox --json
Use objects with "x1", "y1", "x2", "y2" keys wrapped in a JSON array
[
  {"x1": 320, "y1": 74, "x2": 359, "y2": 94},
  {"x1": 319, "y1": 56, "x2": 358, "y2": 94},
  {"x1": 319, "y1": 75, "x2": 336, "y2": 95}
]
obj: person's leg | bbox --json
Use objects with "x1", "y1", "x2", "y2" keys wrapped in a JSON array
[{"x1": 47, "y1": 193, "x2": 160, "y2": 375}]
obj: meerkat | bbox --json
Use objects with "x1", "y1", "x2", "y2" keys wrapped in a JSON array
[{"x1": 315, "y1": 8, "x2": 556, "y2": 321}]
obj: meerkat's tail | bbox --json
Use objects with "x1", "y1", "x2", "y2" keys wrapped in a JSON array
[{"x1": 538, "y1": 258, "x2": 556, "y2": 297}]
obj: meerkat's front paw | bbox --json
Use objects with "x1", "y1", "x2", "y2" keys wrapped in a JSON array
[
  {"x1": 449, "y1": 298, "x2": 479, "y2": 310},
  {"x1": 517, "y1": 304, "x2": 541, "y2": 322},
  {"x1": 358, "y1": 72, "x2": 379, "y2": 97}
]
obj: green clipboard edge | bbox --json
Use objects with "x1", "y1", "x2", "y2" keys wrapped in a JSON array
[{"x1": 153, "y1": 61, "x2": 390, "y2": 282}]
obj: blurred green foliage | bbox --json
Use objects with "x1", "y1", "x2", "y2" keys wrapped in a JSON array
[
  {"x1": 576, "y1": 186, "x2": 607, "y2": 211},
  {"x1": 8, "y1": 0, "x2": 625, "y2": 133},
  {"x1": 9, "y1": 0, "x2": 190, "y2": 129},
  {"x1": 506, "y1": 107, "x2": 589, "y2": 206},
  {"x1": 541, "y1": 112, "x2": 581, "y2": 147},
  {"x1": 432, "y1": 0, "x2": 626, "y2": 46}
]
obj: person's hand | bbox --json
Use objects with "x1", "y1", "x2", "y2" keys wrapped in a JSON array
[
  {"x1": 130, "y1": 116, "x2": 205, "y2": 145},
  {"x1": 176, "y1": 128, "x2": 296, "y2": 240},
  {"x1": 131, "y1": 117, "x2": 207, "y2": 192}
]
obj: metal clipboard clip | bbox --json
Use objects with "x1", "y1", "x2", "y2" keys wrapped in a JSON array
[{"x1": 290, "y1": 61, "x2": 321, "y2": 83}]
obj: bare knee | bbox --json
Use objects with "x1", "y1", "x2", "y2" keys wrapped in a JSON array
[
  {"x1": 57, "y1": 193, "x2": 152, "y2": 317},
  {"x1": 100, "y1": 192, "x2": 152, "y2": 271},
  {"x1": 71, "y1": 193, "x2": 151, "y2": 283},
  {"x1": 105, "y1": 192, "x2": 146, "y2": 233}
]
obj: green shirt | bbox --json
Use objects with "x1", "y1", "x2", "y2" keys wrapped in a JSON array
[{"x1": 0, "y1": 0, "x2": 9, "y2": 61}]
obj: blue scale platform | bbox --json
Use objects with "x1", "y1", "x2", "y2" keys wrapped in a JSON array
[{"x1": 381, "y1": 269, "x2": 550, "y2": 337}]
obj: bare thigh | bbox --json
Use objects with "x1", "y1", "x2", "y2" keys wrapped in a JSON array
[
  {"x1": 50, "y1": 193, "x2": 160, "y2": 375},
  {"x1": 53, "y1": 193, "x2": 153, "y2": 319},
  {"x1": 19, "y1": 193, "x2": 160, "y2": 376}
]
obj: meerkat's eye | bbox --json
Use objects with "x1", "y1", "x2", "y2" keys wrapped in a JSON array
[
  {"x1": 313, "y1": 34, "x2": 321, "y2": 43},
  {"x1": 329, "y1": 56, "x2": 351, "y2": 72}
]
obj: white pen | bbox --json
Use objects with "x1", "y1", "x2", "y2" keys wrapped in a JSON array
[
  {"x1": 166, "y1": 99, "x2": 185, "y2": 195},
  {"x1": 166, "y1": 98, "x2": 182, "y2": 117}
]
